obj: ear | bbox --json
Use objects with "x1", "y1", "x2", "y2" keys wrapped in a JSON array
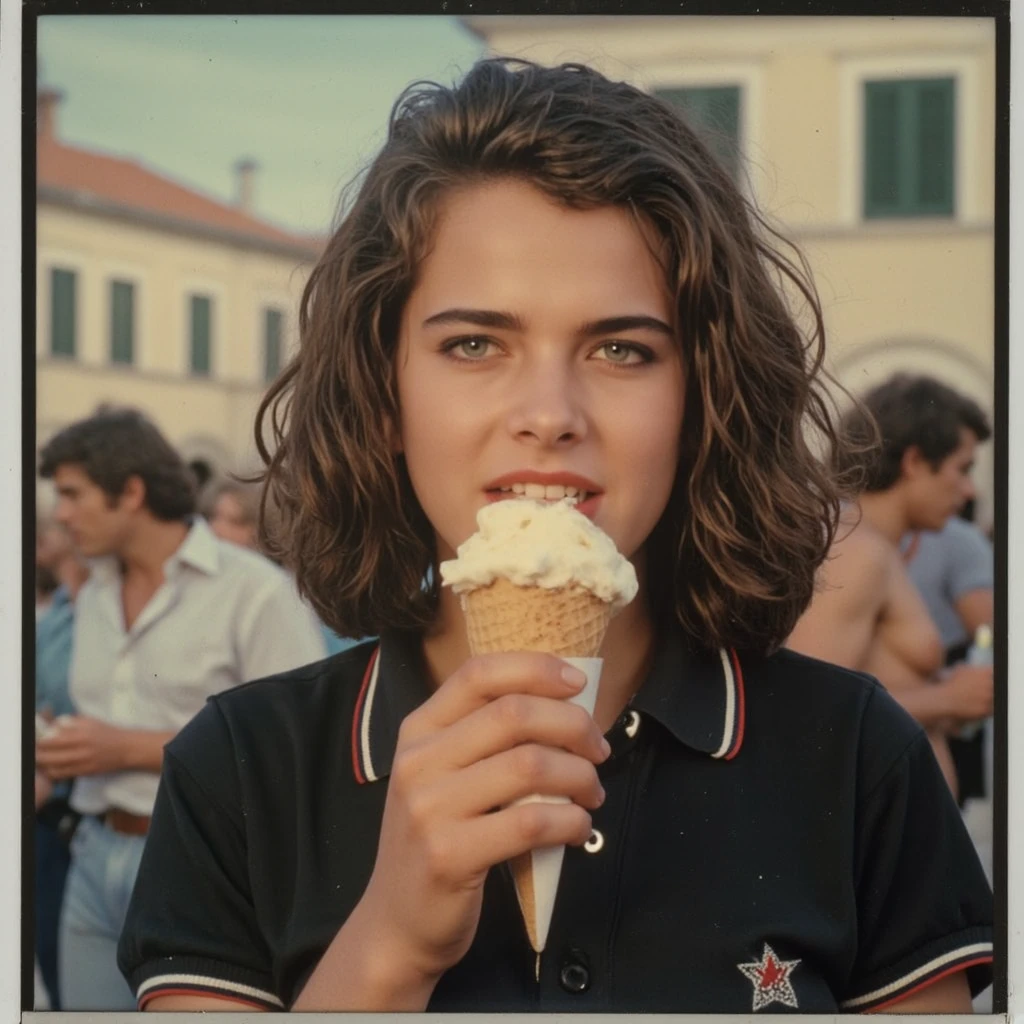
[
  {"x1": 119, "y1": 474, "x2": 147, "y2": 513},
  {"x1": 900, "y1": 445, "x2": 931, "y2": 481}
]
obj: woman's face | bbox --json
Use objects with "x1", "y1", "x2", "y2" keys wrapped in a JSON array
[
  {"x1": 209, "y1": 493, "x2": 258, "y2": 549},
  {"x1": 396, "y1": 178, "x2": 686, "y2": 565}
]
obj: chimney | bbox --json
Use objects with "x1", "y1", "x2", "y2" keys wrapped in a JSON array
[
  {"x1": 234, "y1": 157, "x2": 258, "y2": 214},
  {"x1": 37, "y1": 86, "x2": 64, "y2": 142}
]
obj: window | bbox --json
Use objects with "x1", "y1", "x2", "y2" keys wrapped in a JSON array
[
  {"x1": 110, "y1": 280, "x2": 135, "y2": 365},
  {"x1": 189, "y1": 294, "x2": 213, "y2": 376},
  {"x1": 654, "y1": 85, "x2": 742, "y2": 178},
  {"x1": 264, "y1": 307, "x2": 283, "y2": 382},
  {"x1": 863, "y1": 77, "x2": 955, "y2": 219},
  {"x1": 50, "y1": 268, "x2": 76, "y2": 357}
]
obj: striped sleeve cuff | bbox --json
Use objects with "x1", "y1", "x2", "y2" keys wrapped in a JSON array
[
  {"x1": 840, "y1": 930, "x2": 993, "y2": 1012},
  {"x1": 130, "y1": 958, "x2": 284, "y2": 1011}
]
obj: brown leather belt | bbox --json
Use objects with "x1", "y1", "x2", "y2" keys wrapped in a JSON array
[{"x1": 102, "y1": 808, "x2": 151, "y2": 836}]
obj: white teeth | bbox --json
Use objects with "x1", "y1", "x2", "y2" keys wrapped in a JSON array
[{"x1": 494, "y1": 483, "x2": 590, "y2": 504}]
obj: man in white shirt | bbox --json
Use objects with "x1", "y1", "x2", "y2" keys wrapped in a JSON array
[{"x1": 35, "y1": 408, "x2": 327, "y2": 1010}]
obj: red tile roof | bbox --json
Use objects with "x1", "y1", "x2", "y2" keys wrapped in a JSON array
[{"x1": 37, "y1": 134, "x2": 324, "y2": 258}]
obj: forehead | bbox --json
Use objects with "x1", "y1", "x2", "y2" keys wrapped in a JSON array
[
  {"x1": 52, "y1": 463, "x2": 97, "y2": 490},
  {"x1": 411, "y1": 179, "x2": 671, "y2": 319}
]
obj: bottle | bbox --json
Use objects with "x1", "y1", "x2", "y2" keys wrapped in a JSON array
[{"x1": 957, "y1": 624, "x2": 993, "y2": 740}]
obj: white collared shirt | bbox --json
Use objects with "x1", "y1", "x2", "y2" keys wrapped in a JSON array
[{"x1": 69, "y1": 518, "x2": 328, "y2": 816}]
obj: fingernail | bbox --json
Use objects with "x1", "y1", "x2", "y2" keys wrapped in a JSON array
[
  {"x1": 561, "y1": 666, "x2": 587, "y2": 688},
  {"x1": 600, "y1": 737, "x2": 612, "y2": 758},
  {"x1": 597, "y1": 786, "x2": 606, "y2": 805}
]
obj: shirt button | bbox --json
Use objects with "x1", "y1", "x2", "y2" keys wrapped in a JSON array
[
  {"x1": 624, "y1": 710, "x2": 641, "y2": 738},
  {"x1": 583, "y1": 829, "x2": 604, "y2": 853},
  {"x1": 559, "y1": 953, "x2": 591, "y2": 994}
]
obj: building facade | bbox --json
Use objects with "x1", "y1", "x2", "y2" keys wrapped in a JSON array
[
  {"x1": 36, "y1": 88, "x2": 322, "y2": 483},
  {"x1": 462, "y1": 16, "x2": 997, "y2": 525}
]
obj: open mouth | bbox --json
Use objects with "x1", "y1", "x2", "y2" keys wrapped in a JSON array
[{"x1": 488, "y1": 483, "x2": 596, "y2": 504}]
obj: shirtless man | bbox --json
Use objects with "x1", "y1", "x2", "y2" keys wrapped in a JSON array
[{"x1": 788, "y1": 374, "x2": 994, "y2": 798}]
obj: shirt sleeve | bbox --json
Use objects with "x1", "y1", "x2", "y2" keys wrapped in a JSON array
[
  {"x1": 840, "y1": 685, "x2": 994, "y2": 1012},
  {"x1": 117, "y1": 701, "x2": 284, "y2": 1011},
  {"x1": 944, "y1": 522, "x2": 994, "y2": 601},
  {"x1": 234, "y1": 574, "x2": 328, "y2": 684}
]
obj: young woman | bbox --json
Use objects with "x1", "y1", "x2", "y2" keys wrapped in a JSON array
[{"x1": 117, "y1": 58, "x2": 993, "y2": 1014}]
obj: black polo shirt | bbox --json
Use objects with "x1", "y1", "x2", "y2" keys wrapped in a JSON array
[{"x1": 118, "y1": 629, "x2": 993, "y2": 1013}]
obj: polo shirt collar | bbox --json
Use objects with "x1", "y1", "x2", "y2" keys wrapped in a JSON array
[
  {"x1": 629, "y1": 629, "x2": 746, "y2": 761},
  {"x1": 352, "y1": 626, "x2": 746, "y2": 785},
  {"x1": 87, "y1": 517, "x2": 220, "y2": 585},
  {"x1": 351, "y1": 630, "x2": 433, "y2": 784}
]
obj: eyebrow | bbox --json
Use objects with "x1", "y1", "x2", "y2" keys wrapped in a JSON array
[{"x1": 421, "y1": 308, "x2": 674, "y2": 337}]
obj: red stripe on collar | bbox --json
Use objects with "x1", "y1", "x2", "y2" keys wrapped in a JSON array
[
  {"x1": 723, "y1": 648, "x2": 746, "y2": 761},
  {"x1": 351, "y1": 645, "x2": 381, "y2": 784}
]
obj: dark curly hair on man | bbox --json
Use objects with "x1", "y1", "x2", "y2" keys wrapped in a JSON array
[
  {"x1": 39, "y1": 407, "x2": 196, "y2": 521},
  {"x1": 256, "y1": 57, "x2": 857, "y2": 654},
  {"x1": 834, "y1": 373, "x2": 991, "y2": 494}
]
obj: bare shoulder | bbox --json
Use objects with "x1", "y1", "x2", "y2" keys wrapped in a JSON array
[{"x1": 823, "y1": 512, "x2": 894, "y2": 589}]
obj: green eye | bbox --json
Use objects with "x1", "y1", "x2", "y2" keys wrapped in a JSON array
[
  {"x1": 595, "y1": 341, "x2": 651, "y2": 365},
  {"x1": 442, "y1": 336, "x2": 494, "y2": 360}
]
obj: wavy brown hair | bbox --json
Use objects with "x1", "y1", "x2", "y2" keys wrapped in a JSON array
[{"x1": 256, "y1": 57, "x2": 856, "y2": 653}]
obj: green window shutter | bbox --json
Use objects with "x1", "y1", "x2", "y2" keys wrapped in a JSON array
[
  {"x1": 916, "y1": 79, "x2": 955, "y2": 211},
  {"x1": 264, "y1": 307, "x2": 283, "y2": 382},
  {"x1": 110, "y1": 280, "x2": 134, "y2": 365},
  {"x1": 864, "y1": 82, "x2": 902, "y2": 214},
  {"x1": 50, "y1": 268, "x2": 76, "y2": 357},
  {"x1": 864, "y1": 77, "x2": 955, "y2": 219},
  {"x1": 654, "y1": 85, "x2": 742, "y2": 179},
  {"x1": 190, "y1": 295, "x2": 212, "y2": 376}
]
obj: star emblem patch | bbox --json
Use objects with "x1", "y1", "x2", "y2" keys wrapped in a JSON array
[{"x1": 737, "y1": 942, "x2": 801, "y2": 1011}]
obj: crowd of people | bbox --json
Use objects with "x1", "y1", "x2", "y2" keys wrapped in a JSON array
[
  {"x1": 33, "y1": 56, "x2": 994, "y2": 1014},
  {"x1": 32, "y1": 409, "x2": 364, "y2": 1009}
]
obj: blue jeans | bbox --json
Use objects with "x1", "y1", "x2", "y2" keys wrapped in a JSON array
[
  {"x1": 57, "y1": 816, "x2": 146, "y2": 1010},
  {"x1": 35, "y1": 816, "x2": 71, "y2": 1009}
]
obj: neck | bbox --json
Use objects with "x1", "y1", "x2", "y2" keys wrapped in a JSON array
[
  {"x1": 421, "y1": 579, "x2": 654, "y2": 735},
  {"x1": 856, "y1": 490, "x2": 910, "y2": 545},
  {"x1": 56, "y1": 555, "x2": 89, "y2": 600},
  {"x1": 118, "y1": 517, "x2": 191, "y2": 581}
]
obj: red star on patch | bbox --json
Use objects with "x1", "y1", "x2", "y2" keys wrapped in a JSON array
[{"x1": 737, "y1": 942, "x2": 801, "y2": 1011}]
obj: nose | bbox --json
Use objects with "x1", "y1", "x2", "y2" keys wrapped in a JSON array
[{"x1": 505, "y1": 359, "x2": 587, "y2": 448}]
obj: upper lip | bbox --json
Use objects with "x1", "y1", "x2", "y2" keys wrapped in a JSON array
[{"x1": 484, "y1": 470, "x2": 603, "y2": 494}]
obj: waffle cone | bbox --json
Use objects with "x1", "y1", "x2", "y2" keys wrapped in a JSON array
[
  {"x1": 462, "y1": 577, "x2": 612, "y2": 658},
  {"x1": 462, "y1": 577, "x2": 611, "y2": 953},
  {"x1": 510, "y1": 852, "x2": 539, "y2": 949}
]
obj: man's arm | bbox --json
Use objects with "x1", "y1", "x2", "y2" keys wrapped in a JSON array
[
  {"x1": 787, "y1": 531, "x2": 890, "y2": 670},
  {"x1": 954, "y1": 588, "x2": 993, "y2": 637},
  {"x1": 36, "y1": 717, "x2": 175, "y2": 779}
]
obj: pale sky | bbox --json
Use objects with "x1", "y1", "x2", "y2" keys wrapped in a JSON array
[{"x1": 37, "y1": 16, "x2": 486, "y2": 233}]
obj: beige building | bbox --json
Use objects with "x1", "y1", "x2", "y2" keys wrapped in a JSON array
[
  {"x1": 36, "y1": 88, "x2": 322, "y2": 484},
  {"x1": 463, "y1": 16, "x2": 997, "y2": 525}
]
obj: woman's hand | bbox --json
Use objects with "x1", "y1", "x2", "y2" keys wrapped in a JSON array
[{"x1": 293, "y1": 652, "x2": 610, "y2": 1010}]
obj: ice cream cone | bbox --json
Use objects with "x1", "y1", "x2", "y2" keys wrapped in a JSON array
[
  {"x1": 463, "y1": 577, "x2": 612, "y2": 659},
  {"x1": 463, "y1": 580, "x2": 608, "y2": 953},
  {"x1": 439, "y1": 499, "x2": 637, "y2": 956}
]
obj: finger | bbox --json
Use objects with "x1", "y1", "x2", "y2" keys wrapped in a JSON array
[
  {"x1": 438, "y1": 744, "x2": 606, "y2": 820},
  {"x1": 436, "y1": 695, "x2": 609, "y2": 771},
  {"x1": 441, "y1": 800, "x2": 594, "y2": 880},
  {"x1": 36, "y1": 748, "x2": 83, "y2": 772},
  {"x1": 402, "y1": 653, "x2": 588, "y2": 740}
]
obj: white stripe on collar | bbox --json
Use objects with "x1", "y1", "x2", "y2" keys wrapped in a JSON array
[
  {"x1": 359, "y1": 651, "x2": 382, "y2": 782},
  {"x1": 712, "y1": 647, "x2": 736, "y2": 759}
]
